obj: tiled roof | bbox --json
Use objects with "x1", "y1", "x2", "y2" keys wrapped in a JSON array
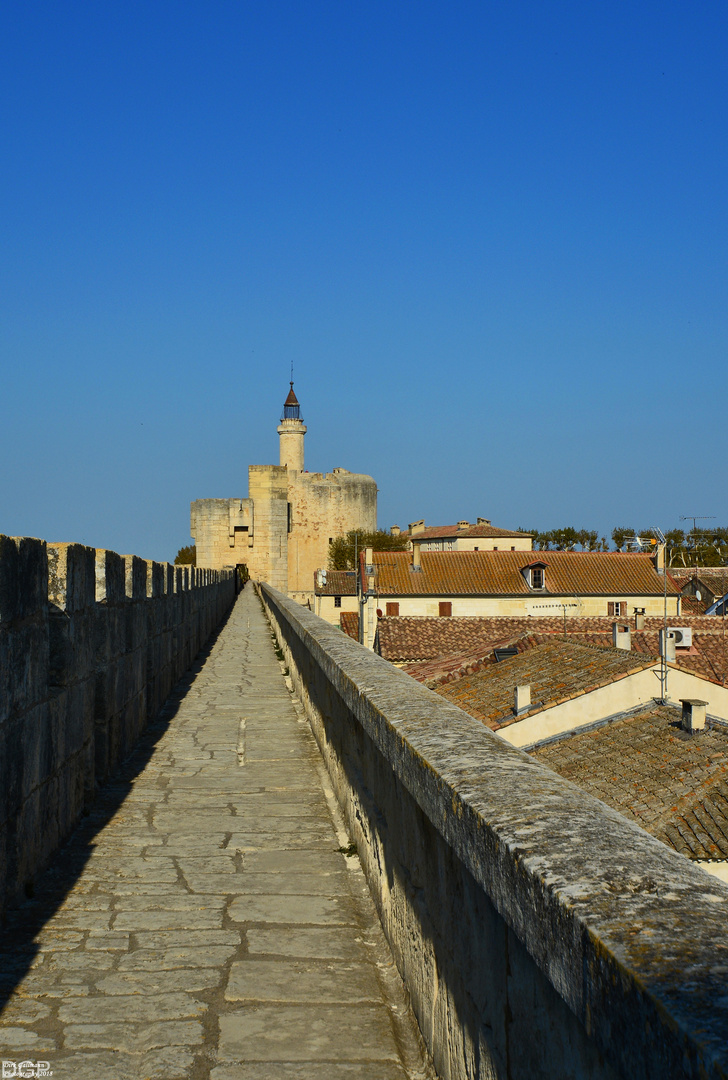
[
  {"x1": 432, "y1": 640, "x2": 655, "y2": 731},
  {"x1": 670, "y1": 569, "x2": 728, "y2": 598},
  {"x1": 407, "y1": 523, "x2": 532, "y2": 540},
  {"x1": 340, "y1": 612, "x2": 359, "y2": 639},
  {"x1": 371, "y1": 550, "x2": 676, "y2": 598},
  {"x1": 377, "y1": 612, "x2": 725, "y2": 656},
  {"x1": 314, "y1": 570, "x2": 357, "y2": 596},
  {"x1": 532, "y1": 705, "x2": 728, "y2": 861}
]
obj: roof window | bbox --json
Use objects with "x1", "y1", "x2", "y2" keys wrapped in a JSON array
[{"x1": 522, "y1": 561, "x2": 547, "y2": 590}]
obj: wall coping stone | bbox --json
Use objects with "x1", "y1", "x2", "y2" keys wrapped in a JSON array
[{"x1": 262, "y1": 582, "x2": 728, "y2": 1080}]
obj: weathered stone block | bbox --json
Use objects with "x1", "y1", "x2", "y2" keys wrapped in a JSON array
[
  {"x1": 47, "y1": 542, "x2": 95, "y2": 612},
  {"x1": 95, "y1": 549, "x2": 125, "y2": 603}
]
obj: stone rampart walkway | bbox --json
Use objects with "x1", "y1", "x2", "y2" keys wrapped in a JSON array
[{"x1": 0, "y1": 586, "x2": 431, "y2": 1079}]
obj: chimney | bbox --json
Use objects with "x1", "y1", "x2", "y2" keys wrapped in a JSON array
[
  {"x1": 514, "y1": 684, "x2": 531, "y2": 714},
  {"x1": 409, "y1": 519, "x2": 425, "y2": 536},
  {"x1": 681, "y1": 699, "x2": 707, "y2": 734},
  {"x1": 660, "y1": 628, "x2": 676, "y2": 663},
  {"x1": 634, "y1": 608, "x2": 646, "y2": 631},
  {"x1": 457, "y1": 520, "x2": 469, "y2": 530},
  {"x1": 412, "y1": 540, "x2": 422, "y2": 572},
  {"x1": 391, "y1": 525, "x2": 400, "y2": 537},
  {"x1": 653, "y1": 542, "x2": 666, "y2": 573},
  {"x1": 477, "y1": 517, "x2": 491, "y2": 525},
  {"x1": 612, "y1": 622, "x2": 631, "y2": 650}
]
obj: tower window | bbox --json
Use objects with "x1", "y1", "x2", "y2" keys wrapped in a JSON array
[
  {"x1": 334, "y1": 596, "x2": 342, "y2": 608},
  {"x1": 287, "y1": 503, "x2": 292, "y2": 532}
]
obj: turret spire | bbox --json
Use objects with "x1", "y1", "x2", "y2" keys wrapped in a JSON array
[{"x1": 278, "y1": 379, "x2": 306, "y2": 470}]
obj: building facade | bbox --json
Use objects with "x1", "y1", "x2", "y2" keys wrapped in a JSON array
[{"x1": 191, "y1": 384, "x2": 377, "y2": 604}]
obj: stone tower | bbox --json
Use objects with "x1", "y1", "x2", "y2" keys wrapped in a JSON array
[
  {"x1": 277, "y1": 383, "x2": 307, "y2": 471},
  {"x1": 191, "y1": 381, "x2": 377, "y2": 603}
]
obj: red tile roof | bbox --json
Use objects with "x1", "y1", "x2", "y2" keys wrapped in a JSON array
[
  {"x1": 371, "y1": 550, "x2": 676, "y2": 598},
  {"x1": 377, "y1": 614, "x2": 728, "y2": 685},
  {"x1": 407, "y1": 523, "x2": 532, "y2": 540},
  {"x1": 340, "y1": 612, "x2": 359, "y2": 639},
  {"x1": 532, "y1": 705, "x2": 728, "y2": 861},
  {"x1": 432, "y1": 640, "x2": 655, "y2": 731},
  {"x1": 313, "y1": 570, "x2": 357, "y2": 596}
]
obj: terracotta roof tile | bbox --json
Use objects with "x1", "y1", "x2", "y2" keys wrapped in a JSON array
[
  {"x1": 340, "y1": 612, "x2": 359, "y2": 639},
  {"x1": 532, "y1": 705, "x2": 728, "y2": 861},
  {"x1": 314, "y1": 570, "x2": 356, "y2": 596},
  {"x1": 377, "y1": 614, "x2": 728, "y2": 686},
  {"x1": 407, "y1": 523, "x2": 532, "y2": 540},
  {"x1": 372, "y1": 550, "x2": 676, "y2": 598},
  {"x1": 431, "y1": 640, "x2": 655, "y2": 730}
]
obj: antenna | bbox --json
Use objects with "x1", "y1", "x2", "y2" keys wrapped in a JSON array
[
  {"x1": 290, "y1": 361, "x2": 294, "y2": 384},
  {"x1": 680, "y1": 515, "x2": 716, "y2": 533}
]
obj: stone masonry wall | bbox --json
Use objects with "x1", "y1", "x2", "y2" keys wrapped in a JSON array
[
  {"x1": 260, "y1": 582, "x2": 728, "y2": 1080},
  {"x1": 0, "y1": 535, "x2": 235, "y2": 915}
]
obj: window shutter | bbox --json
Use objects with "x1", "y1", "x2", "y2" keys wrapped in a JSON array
[
  {"x1": 607, "y1": 602, "x2": 615, "y2": 616},
  {"x1": 386, "y1": 602, "x2": 399, "y2": 617},
  {"x1": 439, "y1": 602, "x2": 452, "y2": 617}
]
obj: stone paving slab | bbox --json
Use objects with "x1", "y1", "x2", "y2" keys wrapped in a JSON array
[{"x1": 0, "y1": 585, "x2": 433, "y2": 1079}]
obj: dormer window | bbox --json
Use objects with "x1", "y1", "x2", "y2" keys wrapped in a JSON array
[{"x1": 522, "y1": 561, "x2": 547, "y2": 590}]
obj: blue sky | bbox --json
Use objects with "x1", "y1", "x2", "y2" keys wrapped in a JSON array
[{"x1": 2, "y1": 2, "x2": 726, "y2": 561}]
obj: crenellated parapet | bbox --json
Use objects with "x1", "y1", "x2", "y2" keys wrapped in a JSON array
[{"x1": 0, "y1": 535, "x2": 235, "y2": 914}]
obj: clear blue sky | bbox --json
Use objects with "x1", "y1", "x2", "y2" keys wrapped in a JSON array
[{"x1": 2, "y1": 2, "x2": 726, "y2": 561}]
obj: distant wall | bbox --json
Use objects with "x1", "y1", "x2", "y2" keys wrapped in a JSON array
[
  {"x1": 0, "y1": 535, "x2": 236, "y2": 914},
  {"x1": 261, "y1": 582, "x2": 728, "y2": 1080}
]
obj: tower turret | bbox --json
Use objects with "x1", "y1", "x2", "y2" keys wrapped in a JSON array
[{"x1": 277, "y1": 382, "x2": 307, "y2": 471}]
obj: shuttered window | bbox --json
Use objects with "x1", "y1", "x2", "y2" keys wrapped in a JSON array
[
  {"x1": 386, "y1": 602, "x2": 399, "y2": 616},
  {"x1": 439, "y1": 602, "x2": 452, "y2": 617}
]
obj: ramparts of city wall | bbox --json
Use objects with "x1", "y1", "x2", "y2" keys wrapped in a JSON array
[
  {"x1": 260, "y1": 582, "x2": 728, "y2": 1080},
  {"x1": 0, "y1": 535, "x2": 235, "y2": 915}
]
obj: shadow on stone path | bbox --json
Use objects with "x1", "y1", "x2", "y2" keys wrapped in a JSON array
[{"x1": 0, "y1": 584, "x2": 434, "y2": 1079}]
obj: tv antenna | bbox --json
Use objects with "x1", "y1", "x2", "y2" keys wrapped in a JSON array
[{"x1": 680, "y1": 515, "x2": 715, "y2": 533}]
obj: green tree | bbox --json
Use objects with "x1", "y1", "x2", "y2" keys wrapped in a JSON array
[
  {"x1": 175, "y1": 544, "x2": 196, "y2": 565},
  {"x1": 328, "y1": 529, "x2": 408, "y2": 571},
  {"x1": 611, "y1": 527, "x2": 634, "y2": 552}
]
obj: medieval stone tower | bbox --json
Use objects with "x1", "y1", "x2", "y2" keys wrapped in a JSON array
[{"x1": 191, "y1": 383, "x2": 377, "y2": 604}]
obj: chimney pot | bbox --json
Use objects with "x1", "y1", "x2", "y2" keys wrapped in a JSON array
[
  {"x1": 681, "y1": 699, "x2": 708, "y2": 734},
  {"x1": 514, "y1": 684, "x2": 531, "y2": 714}
]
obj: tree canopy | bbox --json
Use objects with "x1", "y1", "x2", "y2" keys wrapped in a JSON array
[
  {"x1": 328, "y1": 529, "x2": 408, "y2": 571},
  {"x1": 174, "y1": 544, "x2": 196, "y2": 565},
  {"x1": 521, "y1": 525, "x2": 728, "y2": 566}
]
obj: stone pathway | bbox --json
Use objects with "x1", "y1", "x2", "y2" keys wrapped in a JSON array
[{"x1": 0, "y1": 585, "x2": 432, "y2": 1079}]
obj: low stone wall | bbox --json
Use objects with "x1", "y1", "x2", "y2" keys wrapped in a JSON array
[
  {"x1": 261, "y1": 583, "x2": 728, "y2": 1080},
  {"x1": 0, "y1": 535, "x2": 235, "y2": 914}
]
